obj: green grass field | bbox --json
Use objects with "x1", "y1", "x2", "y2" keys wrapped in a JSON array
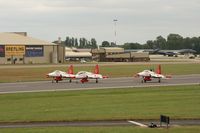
[
  {"x1": 0, "y1": 85, "x2": 199, "y2": 122},
  {"x1": 0, "y1": 126, "x2": 200, "y2": 133},
  {"x1": 0, "y1": 63, "x2": 200, "y2": 82}
]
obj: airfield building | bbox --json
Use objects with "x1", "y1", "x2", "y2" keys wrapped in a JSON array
[
  {"x1": 91, "y1": 47, "x2": 150, "y2": 62},
  {"x1": 0, "y1": 32, "x2": 59, "y2": 64},
  {"x1": 65, "y1": 47, "x2": 92, "y2": 61}
]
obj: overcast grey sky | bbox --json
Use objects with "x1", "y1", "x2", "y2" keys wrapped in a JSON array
[{"x1": 0, "y1": 0, "x2": 200, "y2": 45}]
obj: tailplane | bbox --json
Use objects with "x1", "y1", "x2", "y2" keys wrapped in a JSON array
[
  {"x1": 156, "y1": 64, "x2": 161, "y2": 74},
  {"x1": 94, "y1": 64, "x2": 99, "y2": 74},
  {"x1": 68, "y1": 65, "x2": 74, "y2": 74}
]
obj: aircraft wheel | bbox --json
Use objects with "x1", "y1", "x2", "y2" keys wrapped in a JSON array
[
  {"x1": 69, "y1": 79, "x2": 72, "y2": 83},
  {"x1": 96, "y1": 79, "x2": 98, "y2": 83},
  {"x1": 158, "y1": 78, "x2": 161, "y2": 83},
  {"x1": 144, "y1": 80, "x2": 146, "y2": 83},
  {"x1": 56, "y1": 80, "x2": 58, "y2": 83}
]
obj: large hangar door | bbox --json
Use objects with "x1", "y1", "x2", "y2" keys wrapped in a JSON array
[
  {"x1": 51, "y1": 45, "x2": 58, "y2": 64},
  {"x1": 52, "y1": 52, "x2": 58, "y2": 63}
]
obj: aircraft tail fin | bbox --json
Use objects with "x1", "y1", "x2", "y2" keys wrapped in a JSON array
[
  {"x1": 156, "y1": 64, "x2": 161, "y2": 74},
  {"x1": 68, "y1": 65, "x2": 74, "y2": 74},
  {"x1": 94, "y1": 64, "x2": 99, "y2": 74}
]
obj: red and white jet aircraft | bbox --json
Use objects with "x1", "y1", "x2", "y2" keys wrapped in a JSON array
[
  {"x1": 135, "y1": 64, "x2": 171, "y2": 83},
  {"x1": 46, "y1": 65, "x2": 75, "y2": 83},
  {"x1": 75, "y1": 65, "x2": 108, "y2": 83}
]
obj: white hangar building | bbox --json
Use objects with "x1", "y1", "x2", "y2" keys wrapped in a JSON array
[{"x1": 0, "y1": 32, "x2": 60, "y2": 64}]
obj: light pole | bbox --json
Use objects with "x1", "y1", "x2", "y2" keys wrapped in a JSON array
[{"x1": 113, "y1": 19, "x2": 118, "y2": 45}]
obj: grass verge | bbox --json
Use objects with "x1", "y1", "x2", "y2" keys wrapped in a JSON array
[
  {"x1": 0, "y1": 85, "x2": 199, "y2": 122},
  {"x1": 0, "y1": 63, "x2": 200, "y2": 82},
  {"x1": 0, "y1": 126, "x2": 200, "y2": 133}
]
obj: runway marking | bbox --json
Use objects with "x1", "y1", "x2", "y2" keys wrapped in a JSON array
[{"x1": 128, "y1": 120, "x2": 147, "y2": 127}]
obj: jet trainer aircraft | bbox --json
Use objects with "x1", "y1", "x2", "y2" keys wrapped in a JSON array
[
  {"x1": 135, "y1": 64, "x2": 171, "y2": 83},
  {"x1": 46, "y1": 65, "x2": 75, "y2": 83},
  {"x1": 75, "y1": 64, "x2": 108, "y2": 83}
]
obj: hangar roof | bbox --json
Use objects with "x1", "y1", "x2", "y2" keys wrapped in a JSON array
[
  {"x1": 65, "y1": 52, "x2": 92, "y2": 57},
  {"x1": 101, "y1": 47, "x2": 124, "y2": 53},
  {"x1": 0, "y1": 32, "x2": 57, "y2": 45}
]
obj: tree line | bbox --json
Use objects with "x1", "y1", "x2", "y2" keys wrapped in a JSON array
[
  {"x1": 122, "y1": 34, "x2": 200, "y2": 53},
  {"x1": 53, "y1": 36, "x2": 117, "y2": 48},
  {"x1": 53, "y1": 37, "x2": 98, "y2": 49},
  {"x1": 53, "y1": 34, "x2": 200, "y2": 53}
]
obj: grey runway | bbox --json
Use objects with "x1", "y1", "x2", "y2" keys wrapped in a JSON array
[
  {"x1": 0, "y1": 120, "x2": 132, "y2": 128},
  {"x1": 0, "y1": 74, "x2": 200, "y2": 94},
  {"x1": 0, "y1": 119, "x2": 200, "y2": 128}
]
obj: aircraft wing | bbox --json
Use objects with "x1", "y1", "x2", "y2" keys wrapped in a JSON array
[
  {"x1": 75, "y1": 71, "x2": 107, "y2": 83},
  {"x1": 150, "y1": 73, "x2": 165, "y2": 78},
  {"x1": 137, "y1": 70, "x2": 151, "y2": 77},
  {"x1": 75, "y1": 71, "x2": 88, "y2": 79},
  {"x1": 47, "y1": 70, "x2": 65, "y2": 77},
  {"x1": 75, "y1": 71, "x2": 103, "y2": 79},
  {"x1": 61, "y1": 73, "x2": 75, "y2": 78},
  {"x1": 136, "y1": 70, "x2": 166, "y2": 79}
]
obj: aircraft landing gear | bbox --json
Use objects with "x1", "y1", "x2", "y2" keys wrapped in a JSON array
[
  {"x1": 96, "y1": 79, "x2": 98, "y2": 83},
  {"x1": 158, "y1": 78, "x2": 161, "y2": 83},
  {"x1": 69, "y1": 79, "x2": 72, "y2": 83},
  {"x1": 141, "y1": 79, "x2": 146, "y2": 83},
  {"x1": 81, "y1": 78, "x2": 88, "y2": 83}
]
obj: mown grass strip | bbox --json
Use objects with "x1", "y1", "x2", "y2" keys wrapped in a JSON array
[
  {"x1": 0, "y1": 85, "x2": 199, "y2": 122},
  {"x1": 0, "y1": 126, "x2": 200, "y2": 133},
  {"x1": 0, "y1": 63, "x2": 200, "y2": 82}
]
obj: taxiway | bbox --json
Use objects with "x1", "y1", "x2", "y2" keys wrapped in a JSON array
[{"x1": 0, "y1": 74, "x2": 199, "y2": 94}]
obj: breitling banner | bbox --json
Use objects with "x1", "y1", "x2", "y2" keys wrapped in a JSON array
[{"x1": 5, "y1": 45, "x2": 25, "y2": 56}]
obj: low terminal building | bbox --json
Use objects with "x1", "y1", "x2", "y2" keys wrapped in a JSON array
[
  {"x1": 106, "y1": 52, "x2": 150, "y2": 62},
  {"x1": 65, "y1": 47, "x2": 92, "y2": 61},
  {"x1": 91, "y1": 47, "x2": 150, "y2": 62},
  {"x1": 0, "y1": 32, "x2": 59, "y2": 64},
  {"x1": 91, "y1": 47, "x2": 124, "y2": 61}
]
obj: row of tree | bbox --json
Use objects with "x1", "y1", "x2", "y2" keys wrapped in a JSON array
[
  {"x1": 122, "y1": 34, "x2": 200, "y2": 53},
  {"x1": 53, "y1": 34, "x2": 200, "y2": 53},
  {"x1": 53, "y1": 36, "x2": 118, "y2": 48},
  {"x1": 53, "y1": 37, "x2": 98, "y2": 49}
]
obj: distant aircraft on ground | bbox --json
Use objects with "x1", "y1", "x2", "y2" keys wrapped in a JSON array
[
  {"x1": 178, "y1": 49, "x2": 197, "y2": 54},
  {"x1": 158, "y1": 49, "x2": 196, "y2": 56},
  {"x1": 158, "y1": 51, "x2": 177, "y2": 56},
  {"x1": 126, "y1": 49, "x2": 196, "y2": 56},
  {"x1": 125, "y1": 49, "x2": 160, "y2": 54},
  {"x1": 75, "y1": 64, "x2": 108, "y2": 83},
  {"x1": 135, "y1": 64, "x2": 171, "y2": 83},
  {"x1": 139, "y1": 49, "x2": 160, "y2": 54},
  {"x1": 46, "y1": 65, "x2": 75, "y2": 83}
]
